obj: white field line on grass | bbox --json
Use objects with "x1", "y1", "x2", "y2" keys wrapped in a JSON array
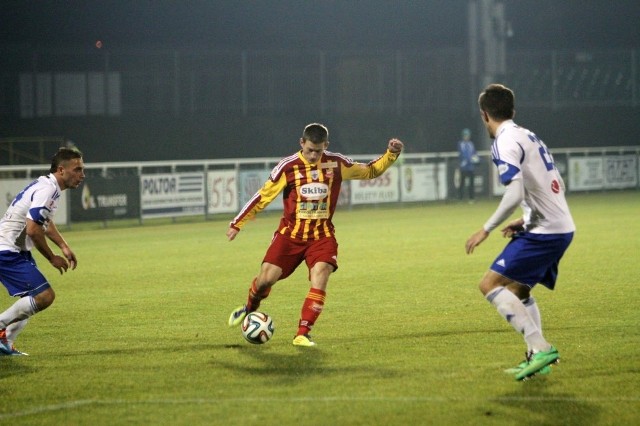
[{"x1": 1, "y1": 396, "x2": 639, "y2": 420}]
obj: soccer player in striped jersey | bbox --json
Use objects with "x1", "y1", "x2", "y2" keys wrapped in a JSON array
[
  {"x1": 0, "y1": 148, "x2": 84, "y2": 355},
  {"x1": 227, "y1": 123, "x2": 403, "y2": 346},
  {"x1": 465, "y1": 84, "x2": 575, "y2": 380}
]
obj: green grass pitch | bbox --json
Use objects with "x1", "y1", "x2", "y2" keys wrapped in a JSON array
[{"x1": 1, "y1": 191, "x2": 638, "y2": 425}]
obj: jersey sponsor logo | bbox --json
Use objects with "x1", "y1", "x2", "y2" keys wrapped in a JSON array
[
  {"x1": 298, "y1": 209, "x2": 329, "y2": 220},
  {"x1": 320, "y1": 161, "x2": 337, "y2": 169},
  {"x1": 551, "y1": 179, "x2": 560, "y2": 193},
  {"x1": 299, "y1": 182, "x2": 329, "y2": 200},
  {"x1": 298, "y1": 199, "x2": 329, "y2": 219}
]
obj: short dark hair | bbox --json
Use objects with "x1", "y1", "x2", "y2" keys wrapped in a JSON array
[
  {"x1": 302, "y1": 123, "x2": 329, "y2": 144},
  {"x1": 478, "y1": 84, "x2": 515, "y2": 121},
  {"x1": 50, "y1": 147, "x2": 82, "y2": 173}
]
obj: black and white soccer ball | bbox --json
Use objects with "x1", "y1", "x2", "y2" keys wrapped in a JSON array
[{"x1": 241, "y1": 312, "x2": 275, "y2": 344}]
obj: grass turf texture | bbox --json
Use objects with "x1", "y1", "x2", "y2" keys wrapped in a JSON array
[{"x1": 1, "y1": 191, "x2": 638, "y2": 425}]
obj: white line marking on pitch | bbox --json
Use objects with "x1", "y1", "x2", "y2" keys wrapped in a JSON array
[{"x1": 1, "y1": 396, "x2": 639, "y2": 419}]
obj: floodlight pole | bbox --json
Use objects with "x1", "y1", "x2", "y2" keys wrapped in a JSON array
[{"x1": 468, "y1": 0, "x2": 508, "y2": 150}]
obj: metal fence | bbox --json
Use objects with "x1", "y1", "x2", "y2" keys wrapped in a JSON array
[{"x1": 2, "y1": 47, "x2": 637, "y2": 119}]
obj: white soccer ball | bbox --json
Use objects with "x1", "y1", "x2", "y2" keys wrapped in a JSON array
[{"x1": 241, "y1": 312, "x2": 275, "y2": 344}]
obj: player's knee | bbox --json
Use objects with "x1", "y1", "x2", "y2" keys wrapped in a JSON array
[
  {"x1": 478, "y1": 280, "x2": 492, "y2": 295},
  {"x1": 33, "y1": 288, "x2": 55, "y2": 311},
  {"x1": 478, "y1": 276, "x2": 502, "y2": 296},
  {"x1": 509, "y1": 283, "x2": 530, "y2": 300},
  {"x1": 479, "y1": 270, "x2": 514, "y2": 296},
  {"x1": 311, "y1": 261, "x2": 334, "y2": 276}
]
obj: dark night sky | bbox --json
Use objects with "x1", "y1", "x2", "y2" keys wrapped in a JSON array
[{"x1": 1, "y1": 1, "x2": 639, "y2": 51}]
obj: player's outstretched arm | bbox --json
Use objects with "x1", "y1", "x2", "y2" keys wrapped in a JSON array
[{"x1": 46, "y1": 220, "x2": 77, "y2": 269}]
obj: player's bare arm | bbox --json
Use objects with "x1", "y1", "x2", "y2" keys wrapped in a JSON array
[
  {"x1": 45, "y1": 220, "x2": 77, "y2": 269},
  {"x1": 26, "y1": 219, "x2": 69, "y2": 274},
  {"x1": 465, "y1": 229, "x2": 489, "y2": 254}
]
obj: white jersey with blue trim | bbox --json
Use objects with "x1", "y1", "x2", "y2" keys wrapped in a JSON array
[
  {"x1": 492, "y1": 120, "x2": 575, "y2": 234},
  {"x1": 0, "y1": 174, "x2": 62, "y2": 252}
]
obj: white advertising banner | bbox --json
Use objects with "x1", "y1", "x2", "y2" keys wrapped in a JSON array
[
  {"x1": 0, "y1": 179, "x2": 69, "y2": 225},
  {"x1": 206, "y1": 170, "x2": 238, "y2": 214},
  {"x1": 351, "y1": 167, "x2": 400, "y2": 205},
  {"x1": 140, "y1": 173, "x2": 205, "y2": 218},
  {"x1": 603, "y1": 155, "x2": 638, "y2": 189},
  {"x1": 568, "y1": 157, "x2": 604, "y2": 191},
  {"x1": 400, "y1": 164, "x2": 447, "y2": 201},
  {"x1": 237, "y1": 170, "x2": 282, "y2": 211}
]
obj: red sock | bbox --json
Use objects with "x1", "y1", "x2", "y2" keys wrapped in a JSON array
[
  {"x1": 246, "y1": 277, "x2": 271, "y2": 312},
  {"x1": 297, "y1": 288, "x2": 326, "y2": 336}
]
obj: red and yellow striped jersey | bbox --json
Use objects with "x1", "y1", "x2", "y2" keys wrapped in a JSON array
[{"x1": 230, "y1": 149, "x2": 399, "y2": 241}]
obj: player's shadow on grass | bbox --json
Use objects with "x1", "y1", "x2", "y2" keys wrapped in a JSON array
[
  {"x1": 0, "y1": 359, "x2": 34, "y2": 379},
  {"x1": 212, "y1": 345, "x2": 397, "y2": 385},
  {"x1": 353, "y1": 327, "x2": 514, "y2": 342},
  {"x1": 492, "y1": 382, "x2": 601, "y2": 425}
]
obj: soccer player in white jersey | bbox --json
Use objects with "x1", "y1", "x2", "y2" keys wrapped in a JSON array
[
  {"x1": 465, "y1": 84, "x2": 575, "y2": 380},
  {"x1": 0, "y1": 148, "x2": 84, "y2": 355}
]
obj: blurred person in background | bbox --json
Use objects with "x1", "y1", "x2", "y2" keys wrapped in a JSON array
[{"x1": 457, "y1": 128, "x2": 479, "y2": 202}]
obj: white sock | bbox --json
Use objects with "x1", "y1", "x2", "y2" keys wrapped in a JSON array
[
  {"x1": 486, "y1": 288, "x2": 550, "y2": 353},
  {"x1": 522, "y1": 297, "x2": 543, "y2": 352},
  {"x1": 6, "y1": 319, "x2": 28, "y2": 346},
  {"x1": 0, "y1": 296, "x2": 38, "y2": 329}
]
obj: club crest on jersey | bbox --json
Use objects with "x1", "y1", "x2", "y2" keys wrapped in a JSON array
[
  {"x1": 299, "y1": 182, "x2": 329, "y2": 200},
  {"x1": 310, "y1": 170, "x2": 319, "y2": 180}
]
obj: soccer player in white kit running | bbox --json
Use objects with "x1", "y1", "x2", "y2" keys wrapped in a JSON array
[
  {"x1": 465, "y1": 84, "x2": 575, "y2": 381},
  {"x1": 0, "y1": 148, "x2": 84, "y2": 355}
]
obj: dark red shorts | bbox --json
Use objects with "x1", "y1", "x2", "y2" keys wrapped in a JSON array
[{"x1": 263, "y1": 232, "x2": 338, "y2": 280}]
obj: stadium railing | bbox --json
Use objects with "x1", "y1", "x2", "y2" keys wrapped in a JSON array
[{"x1": 0, "y1": 147, "x2": 637, "y2": 227}]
